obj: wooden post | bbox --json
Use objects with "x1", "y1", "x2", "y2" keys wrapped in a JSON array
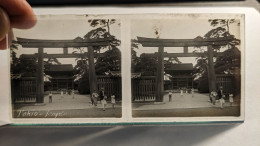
[
  {"x1": 156, "y1": 46, "x2": 164, "y2": 102},
  {"x1": 88, "y1": 46, "x2": 97, "y2": 94},
  {"x1": 36, "y1": 48, "x2": 44, "y2": 103},
  {"x1": 63, "y1": 47, "x2": 68, "y2": 54},
  {"x1": 207, "y1": 45, "x2": 217, "y2": 92},
  {"x1": 184, "y1": 46, "x2": 188, "y2": 53}
]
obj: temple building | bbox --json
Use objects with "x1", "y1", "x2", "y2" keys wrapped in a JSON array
[
  {"x1": 45, "y1": 64, "x2": 74, "y2": 91},
  {"x1": 165, "y1": 63, "x2": 194, "y2": 90}
]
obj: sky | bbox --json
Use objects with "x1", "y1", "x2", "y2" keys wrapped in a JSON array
[
  {"x1": 13, "y1": 15, "x2": 242, "y2": 67},
  {"x1": 131, "y1": 18, "x2": 241, "y2": 66},
  {"x1": 13, "y1": 15, "x2": 121, "y2": 66}
]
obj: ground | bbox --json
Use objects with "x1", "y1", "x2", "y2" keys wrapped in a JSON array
[
  {"x1": 12, "y1": 91, "x2": 240, "y2": 118},
  {"x1": 13, "y1": 93, "x2": 122, "y2": 118},
  {"x1": 132, "y1": 91, "x2": 241, "y2": 117}
]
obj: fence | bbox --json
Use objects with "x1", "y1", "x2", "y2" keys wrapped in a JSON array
[
  {"x1": 132, "y1": 75, "x2": 236, "y2": 102},
  {"x1": 132, "y1": 76, "x2": 156, "y2": 102},
  {"x1": 216, "y1": 74, "x2": 235, "y2": 94},
  {"x1": 12, "y1": 77, "x2": 37, "y2": 103},
  {"x1": 97, "y1": 76, "x2": 122, "y2": 100}
]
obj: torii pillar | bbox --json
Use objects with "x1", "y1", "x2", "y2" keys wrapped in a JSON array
[
  {"x1": 36, "y1": 48, "x2": 44, "y2": 103},
  {"x1": 88, "y1": 46, "x2": 97, "y2": 94},
  {"x1": 207, "y1": 45, "x2": 217, "y2": 92},
  {"x1": 156, "y1": 46, "x2": 164, "y2": 102}
]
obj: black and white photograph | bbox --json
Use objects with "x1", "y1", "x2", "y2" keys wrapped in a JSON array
[
  {"x1": 131, "y1": 15, "x2": 244, "y2": 117},
  {"x1": 10, "y1": 15, "x2": 122, "y2": 118}
]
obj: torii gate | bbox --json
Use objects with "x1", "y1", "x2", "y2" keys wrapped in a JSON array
[
  {"x1": 17, "y1": 37, "x2": 110, "y2": 103},
  {"x1": 137, "y1": 36, "x2": 233, "y2": 102}
]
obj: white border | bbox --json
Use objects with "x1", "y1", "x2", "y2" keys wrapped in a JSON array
[{"x1": 0, "y1": 7, "x2": 254, "y2": 125}]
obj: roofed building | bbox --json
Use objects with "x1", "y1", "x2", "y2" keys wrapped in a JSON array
[
  {"x1": 45, "y1": 64, "x2": 74, "y2": 91},
  {"x1": 165, "y1": 63, "x2": 194, "y2": 90}
]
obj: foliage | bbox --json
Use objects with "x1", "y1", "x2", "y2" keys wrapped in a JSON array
[
  {"x1": 73, "y1": 19, "x2": 121, "y2": 93},
  {"x1": 131, "y1": 39, "x2": 140, "y2": 71},
  {"x1": 194, "y1": 19, "x2": 241, "y2": 92},
  {"x1": 44, "y1": 58, "x2": 61, "y2": 71},
  {"x1": 134, "y1": 54, "x2": 158, "y2": 76},
  {"x1": 77, "y1": 72, "x2": 90, "y2": 94},
  {"x1": 10, "y1": 41, "x2": 19, "y2": 74},
  {"x1": 95, "y1": 46, "x2": 121, "y2": 75},
  {"x1": 131, "y1": 38, "x2": 182, "y2": 76}
]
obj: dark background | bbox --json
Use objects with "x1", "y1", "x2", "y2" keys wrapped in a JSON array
[
  {"x1": 27, "y1": 0, "x2": 244, "y2": 5},
  {"x1": 1, "y1": 0, "x2": 260, "y2": 146}
]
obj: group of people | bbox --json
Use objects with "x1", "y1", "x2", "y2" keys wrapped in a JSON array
[
  {"x1": 48, "y1": 88, "x2": 116, "y2": 111},
  {"x1": 210, "y1": 86, "x2": 234, "y2": 108},
  {"x1": 48, "y1": 89, "x2": 75, "y2": 103},
  {"x1": 60, "y1": 89, "x2": 75, "y2": 99},
  {"x1": 168, "y1": 88, "x2": 194, "y2": 102},
  {"x1": 91, "y1": 88, "x2": 116, "y2": 111}
]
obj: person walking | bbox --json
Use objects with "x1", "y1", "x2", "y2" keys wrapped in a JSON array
[
  {"x1": 191, "y1": 88, "x2": 194, "y2": 98},
  {"x1": 49, "y1": 91, "x2": 52, "y2": 103},
  {"x1": 169, "y1": 90, "x2": 172, "y2": 102},
  {"x1": 99, "y1": 88, "x2": 107, "y2": 111}
]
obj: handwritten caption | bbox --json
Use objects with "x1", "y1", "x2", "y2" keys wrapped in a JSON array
[{"x1": 16, "y1": 110, "x2": 66, "y2": 118}]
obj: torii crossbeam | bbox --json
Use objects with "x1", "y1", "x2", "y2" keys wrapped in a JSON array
[
  {"x1": 17, "y1": 37, "x2": 111, "y2": 103},
  {"x1": 137, "y1": 36, "x2": 233, "y2": 102}
]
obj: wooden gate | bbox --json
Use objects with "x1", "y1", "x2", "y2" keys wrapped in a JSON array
[
  {"x1": 12, "y1": 77, "x2": 37, "y2": 103},
  {"x1": 216, "y1": 75, "x2": 235, "y2": 94},
  {"x1": 132, "y1": 76, "x2": 156, "y2": 102},
  {"x1": 97, "y1": 76, "x2": 122, "y2": 100}
]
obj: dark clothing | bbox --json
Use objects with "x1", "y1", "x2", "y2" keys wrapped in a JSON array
[
  {"x1": 217, "y1": 90, "x2": 223, "y2": 100},
  {"x1": 99, "y1": 90, "x2": 105, "y2": 100},
  {"x1": 49, "y1": 96, "x2": 52, "y2": 103}
]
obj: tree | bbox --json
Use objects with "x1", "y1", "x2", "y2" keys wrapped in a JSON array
[
  {"x1": 10, "y1": 41, "x2": 20, "y2": 74},
  {"x1": 131, "y1": 39, "x2": 140, "y2": 73},
  {"x1": 195, "y1": 19, "x2": 241, "y2": 92},
  {"x1": 88, "y1": 19, "x2": 117, "y2": 34},
  {"x1": 44, "y1": 58, "x2": 61, "y2": 71},
  {"x1": 95, "y1": 46, "x2": 121, "y2": 75},
  {"x1": 73, "y1": 19, "x2": 121, "y2": 93},
  {"x1": 134, "y1": 54, "x2": 158, "y2": 76},
  {"x1": 86, "y1": 19, "x2": 120, "y2": 51}
]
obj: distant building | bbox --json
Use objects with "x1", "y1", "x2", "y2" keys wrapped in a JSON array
[
  {"x1": 45, "y1": 64, "x2": 74, "y2": 91},
  {"x1": 165, "y1": 63, "x2": 194, "y2": 90}
]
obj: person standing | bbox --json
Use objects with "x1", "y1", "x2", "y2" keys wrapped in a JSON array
[
  {"x1": 219, "y1": 95, "x2": 225, "y2": 109},
  {"x1": 111, "y1": 93, "x2": 116, "y2": 109},
  {"x1": 91, "y1": 90, "x2": 98, "y2": 106},
  {"x1": 210, "y1": 90, "x2": 217, "y2": 105},
  {"x1": 99, "y1": 88, "x2": 107, "y2": 111},
  {"x1": 168, "y1": 90, "x2": 172, "y2": 102},
  {"x1": 72, "y1": 89, "x2": 75, "y2": 99},
  {"x1": 49, "y1": 91, "x2": 52, "y2": 103},
  {"x1": 180, "y1": 88, "x2": 183, "y2": 97},
  {"x1": 217, "y1": 86, "x2": 223, "y2": 100},
  {"x1": 191, "y1": 88, "x2": 194, "y2": 98},
  {"x1": 229, "y1": 93, "x2": 234, "y2": 106},
  {"x1": 60, "y1": 90, "x2": 64, "y2": 98}
]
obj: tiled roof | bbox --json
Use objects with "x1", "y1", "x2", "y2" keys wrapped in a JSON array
[
  {"x1": 165, "y1": 63, "x2": 193, "y2": 71},
  {"x1": 48, "y1": 64, "x2": 73, "y2": 72}
]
